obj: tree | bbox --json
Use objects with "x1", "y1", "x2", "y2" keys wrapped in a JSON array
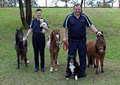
[
  {"x1": 45, "y1": 0, "x2": 47, "y2": 7},
  {"x1": 81, "y1": 0, "x2": 83, "y2": 8},
  {"x1": 31, "y1": 0, "x2": 38, "y2": 7},
  {"x1": 51, "y1": 0, "x2": 59, "y2": 7},
  {"x1": 60, "y1": 0, "x2": 70, "y2": 7},
  {"x1": 119, "y1": 0, "x2": 120, "y2": 8},
  {"x1": 107, "y1": 0, "x2": 117, "y2": 8},
  {"x1": 6, "y1": 0, "x2": 17, "y2": 7},
  {"x1": 1, "y1": 0, "x2": 5, "y2": 7},
  {"x1": 96, "y1": 1, "x2": 102, "y2": 7},
  {"x1": 25, "y1": 0, "x2": 32, "y2": 25},
  {"x1": 18, "y1": 0, "x2": 27, "y2": 28},
  {"x1": 84, "y1": 0, "x2": 86, "y2": 7},
  {"x1": 103, "y1": 0, "x2": 105, "y2": 7},
  {"x1": 69, "y1": 0, "x2": 78, "y2": 6},
  {"x1": 18, "y1": 0, "x2": 32, "y2": 29},
  {"x1": 86, "y1": 0, "x2": 95, "y2": 7}
]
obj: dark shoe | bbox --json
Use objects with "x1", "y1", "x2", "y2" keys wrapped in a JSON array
[
  {"x1": 41, "y1": 68, "x2": 45, "y2": 72},
  {"x1": 34, "y1": 68, "x2": 39, "y2": 72},
  {"x1": 81, "y1": 73, "x2": 87, "y2": 77}
]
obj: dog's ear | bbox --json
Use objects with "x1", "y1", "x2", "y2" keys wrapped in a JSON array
[
  {"x1": 16, "y1": 29, "x2": 18, "y2": 31},
  {"x1": 101, "y1": 31, "x2": 103, "y2": 34},
  {"x1": 97, "y1": 31, "x2": 104, "y2": 38},
  {"x1": 20, "y1": 28, "x2": 23, "y2": 31}
]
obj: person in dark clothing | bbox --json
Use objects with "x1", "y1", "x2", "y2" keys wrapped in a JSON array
[
  {"x1": 24, "y1": 9, "x2": 49, "y2": 72},
  {"x1": 62, "y1": 4, "x2": 102, "y2": 78}
]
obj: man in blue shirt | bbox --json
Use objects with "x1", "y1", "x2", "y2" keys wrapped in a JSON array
[
  {"x1": 62, "y1": 4, "x2": 102, "y2": 78},
  {"x1": 24, "y1": 9, "x2": 49, "y2": 72}
]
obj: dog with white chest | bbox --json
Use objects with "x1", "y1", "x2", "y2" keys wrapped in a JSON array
[{"x1": 66, "y1": 55, "x2": 81, "y2": 80}]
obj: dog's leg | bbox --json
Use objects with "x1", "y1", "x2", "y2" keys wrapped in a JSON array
[
  {"x1": 54, "y1": 54, "x2": 58, "y2": 71},
  {"x1": 23, "y1": 53, "x2": 28, "y2": 68},
  {"x1": 50, "y1": 54, "x2": 53, "y2": 72},
  {"x1": 75, "y1": 75, "x2": 78, "y2": 80},
  {"x1": 50, "y1": 66, "x2": 53, "y2": 72},
  {"x1": 66, "y1": 78, "x2": 69, "y2": 80},
  {"x1": 87, "y1": 55, "x2": 90, "y2": 67},
  {"x1": 96, "y1": 58, "x2": 99, "y2": 74},
  {"x1": 17, "y1": 53, "x2": 20, "y2": 69},
  {"x1": 74, "y1": 65, "x2": 78, "y2": 80},
  {"x1": 100, "y1": 58, "x2": 104, "y2": 73},
  {"x1": 55, "y1": 53, "x2": 59, "y2": 65},
  {"x1": 57, "y1": 59, "x2": 59, "y2": 65},
  {"x1": 93, "y1": 58, "x2": 96, "y2": 68}
]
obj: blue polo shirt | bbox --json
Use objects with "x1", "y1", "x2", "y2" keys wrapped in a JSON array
[
  {"x1": 30, "y1": 18, "x2": 49, "y2": 33},
  {"x1": 63, "y1": 13, "x2": 92, "y2": 39}
]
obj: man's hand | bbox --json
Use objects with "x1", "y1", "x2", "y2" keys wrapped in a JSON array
[
  {"x1": 96, "y1": 31, "x2": 102, "y2": 35},
  {"x1": 96, "y1": 31, "x2": 103, "y2": 37},
  {"x1": 23, "y1": 36, "x2": 27, "y2": 41},
  {"x1": 62, "y1": 37, "x2": 67, "y2": 42}
]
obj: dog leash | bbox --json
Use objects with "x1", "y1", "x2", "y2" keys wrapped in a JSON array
[{"x1": 63, "y1": 40, "x2": 68, "y2": 51}]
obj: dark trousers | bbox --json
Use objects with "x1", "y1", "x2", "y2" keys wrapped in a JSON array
[
  {"x1": 32, "y1": 33, "x2": 45, "y2": 69},
  {"x1": 66, "y1": 37, "x2": 87, "y2": 74}
]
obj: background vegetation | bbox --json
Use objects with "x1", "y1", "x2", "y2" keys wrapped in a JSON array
[{"x1": 0, "y1": 8, "x2": 120, "y2": 85}]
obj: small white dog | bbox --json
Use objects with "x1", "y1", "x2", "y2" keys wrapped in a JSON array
[{"x1": 40, "y1": 19, "x2": 48, "y2": 33}]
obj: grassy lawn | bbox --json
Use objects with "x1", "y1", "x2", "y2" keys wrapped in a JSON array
[{"x1": 0, "y1": 8, "x2": 120, "y2": 85}]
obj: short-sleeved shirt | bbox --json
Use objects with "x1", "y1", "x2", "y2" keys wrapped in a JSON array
[
  {"x1": 63, "y1": 13, "x2": 92, "y2": 39},
  {"x1": 30, "y1": 18, "x2": 49, "y2": 33}
]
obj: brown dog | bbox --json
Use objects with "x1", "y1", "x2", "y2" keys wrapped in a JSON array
[
  {"x1": 87, "y1": 32, "x2": 106, "y2": 74},
  {"x1": 47, "y1": 29, "x2": 61, "y2": 72}
]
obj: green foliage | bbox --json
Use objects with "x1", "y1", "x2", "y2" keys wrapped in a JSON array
[
  {"x1": 0, "y1": 8, "x2": 120, "y2": 85},
  {"x1": 86, "y1": 0, "x2": 113, "y2": 8},
  {"x1": 31, "y1": 0, "x2": 38, "y2": 7}
]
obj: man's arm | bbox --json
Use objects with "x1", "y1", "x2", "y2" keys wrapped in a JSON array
[
  {"x1": 62, "y1": 27, "x2": 67, "y2": 42},
  {"x1": 89, "y1": 25, "x2": 102, "y2": 35},
  {"x1": 89, "y1": 25, "x2": 98, "y2": 33},
  {"x1": 23, "y1": 28, "x2": 32, "y2": 41},
  {"x1": 26, "y1": 28, "x2": 32, "y2": 38}
]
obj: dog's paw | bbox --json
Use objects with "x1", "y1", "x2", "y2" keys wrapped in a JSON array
[
  {"x1": 50, "y1": 67, "x2": 53, "y2": 72},
  {"x1": 56, "y1": 60, "x2": 59, "y2": 65},
  {"x1": 75, "y1": 75, "x2": 78, "y2": 80},
  {"x1": 40, "y1": 24, "x2": 42, "y2": 27},
  {"x1": 55, "y1": 68, "x2": 58, "y2": 71},
  {"x1": 27, "y1": 60, "x2": 29, "y2": 64},
  {"x1": 66, "y1": 78, "x2": 69, "y2": 80}
]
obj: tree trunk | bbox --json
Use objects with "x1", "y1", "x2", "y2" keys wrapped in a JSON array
[
  {"x1": 14, "y1": 0, "x2": 17, "y2": 7},
  {"x1": 25, "y1": 0, "x2": 32, "y2": 26},
  {"x1": 18, "y1": 0, "x2": 28, "y2": 29},
  {"x1": 45, "y1": 0, "x2": 47, "y2": 7},
  {"x1": 112, "y1": 2, "x2": 113, "y2": 8},
  {"x1": 2, "y1": 0, "x2": 5, "y2": 7},
  {"x1": 81, "y1": 0, "x2": 83, "y2": 8},
  {"x1": 103, "y1": 0, "x2": 105, "y2": 8},
  {"x1": 84, "y1": 0, "x2": 86, "y2": 7},
  {"x1": 65, "y1": 1, "x2": 67, "y2": 7},
  {"x1": 119, "y1": 0, "x2": 120, "y2": 8}
]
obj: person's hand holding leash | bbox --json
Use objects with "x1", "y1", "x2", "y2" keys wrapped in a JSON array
[
  {"x1": 23, "y1": 36, "x2": 27, "y2": 41},
  {"x1": 96, "y1": 31, "x2": 102, "y2": 35},
  {"x1": 62, "y1": 37, "x2": 68, "y2": 51}
]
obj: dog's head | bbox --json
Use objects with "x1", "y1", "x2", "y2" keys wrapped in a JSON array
[
  {"x1": 68, "y1": 55, "x2": 75, "y2": 65},
  {"x1": 97, "y1": 31, "x2": 104, "y2": 38},
  {"x1": 40, "y1": 19, "x2": 44, "y2": 23}
]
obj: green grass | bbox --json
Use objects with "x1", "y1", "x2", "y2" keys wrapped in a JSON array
[{"x1": 0, "y1": 8, "x2": 120, "y2": 85}]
